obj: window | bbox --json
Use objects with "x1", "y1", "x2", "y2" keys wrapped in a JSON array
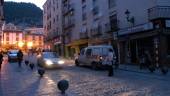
[
  {"x1": 16, "y1": 37, "x2": 19, "y2": 41},
  {"x1": 109, "y1": 14, "x2": 118, "y2": 31},
  {"x1": 82, "y1": 0, "x2": 86, "y2": 3},
  {"x1": 93, "y1": 6, "x2": 99, "y2": 15},
  {"x1": 108, "y1": 0, "x2": 116, "y2": 9},
  {"x1": 39, "y1": 36, "x2": 41, "y2": 40},
  {"x1": 80, "y1": 49, "x2": 85, "y2": 55},
  {"x1": 33, "y1": 36, "x2": 35, "y2": 40},
  {"x1": 82, "y1": 5, "x2": 86, "y2": 21},
  {"x1": 86, "y1": 49, "x2": 92, "y2": 56},
  {"x1": 82, "y1": 13, "x2": 87, "y2": 21},
  {"x1": 6, "y1": 36, "x2": 9, "y2": 41}
]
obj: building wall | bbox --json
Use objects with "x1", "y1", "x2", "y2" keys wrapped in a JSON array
[
  {"x1": 65, "y1": 0, "x2": 110, "y2": 42},
  {"x1": 43, "y1": 0, "x2": 62, "y2": 41},
  {"x1": 3, "y1": 32, "x2": 23, "y2": 45},
  {"x1": 115, "y1": 0, "x2": 155, "y2": 29},
  {"x1": 113, "y1": 0, "x2": 170, "y2": 29},
  {"x1": 24, "y1": 28, "x2": 44, "y2": 49}
]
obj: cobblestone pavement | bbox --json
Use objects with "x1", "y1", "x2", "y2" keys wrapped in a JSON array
[{"x1": 0, "y1": 57, "x2": 170, "y2": 96}]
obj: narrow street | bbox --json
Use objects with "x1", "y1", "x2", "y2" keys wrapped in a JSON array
[{"x1": 0, "y1": 56, "x2": 170, "y2": 96}]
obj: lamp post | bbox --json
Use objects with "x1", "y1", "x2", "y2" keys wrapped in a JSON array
[
  {"x1": 124, "y1": 9, "x2": 135, "y2": 64},
  {"x1": 125, "y1": 9, "x2": 135, "y2": 25}
]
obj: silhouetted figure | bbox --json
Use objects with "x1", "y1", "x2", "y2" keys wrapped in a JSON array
[
  {"x1": 0, "y1": 51, "x2": 3, "y2": 70},
  {"x1": 29, "y1": 63, "x2": 34, "y2": 70},
  {"x1": 107, "y1": 49, "x2": 115, "y2": 76},
  {"x1": 139, "y1": 54, "x2": 145, "y2": 69},
  {"x1": 28, "y1": 51, "x2": 37, "y2": 70},
  {"x1": 24, "y1": 52, "x2": 29, "y2": 66},
  {"x1": 17, "y1": 50, "x2": 23, "y2": 68}
]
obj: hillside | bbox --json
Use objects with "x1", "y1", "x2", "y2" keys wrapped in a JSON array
[{"x1": 4, "y1": 2, "x2": 43, "y2": 27}]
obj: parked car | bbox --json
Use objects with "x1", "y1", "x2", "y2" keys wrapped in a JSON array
[
  {"x1": 37, "y1": 52, "x2": 65, "y2": 69},
  {"x1": 75, "y1": 45, "x2": 116, "y2": 69},
  {"x1": 8, "y1": 50, "x2": 19, "y2": 62}
]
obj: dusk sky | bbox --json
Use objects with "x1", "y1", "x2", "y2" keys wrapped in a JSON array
[{"x1": 5, "y1": 0, "x2": 46, "y2": 9}]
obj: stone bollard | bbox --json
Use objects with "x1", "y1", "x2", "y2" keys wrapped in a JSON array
[
  {"x1": 38, "y1": 68, "x2": 45, "y2": 77},
  {"x1": 57, "y1": 80, "x2": 69, "y2": 94}
]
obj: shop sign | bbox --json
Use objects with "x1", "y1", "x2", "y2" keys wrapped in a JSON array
[{"x1": 118, "y1": 22, "x2": 153, "y2": 35}]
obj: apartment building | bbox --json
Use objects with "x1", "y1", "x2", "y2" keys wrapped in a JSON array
[
  {"x1": 108, "y1": 0, "x2": 170, "y2": 66},
  {"x1": 43, "y1": 0, "x2": 63, "y2": 56},
  {"x1": 43, "y1": 0, "x2": 170, "y2": 66},
  {"x1": 62, "y1": 0, "x2": 113, "y2": 58},
  {"x1": 0, "y1": 0, "x2": 4, "y2": 46},
  {"x1": 1, "y1": 23, "x2": 24, "y2": 49},
  {"x1": 24, "y1": 28, "x2": 44, "y2": 50}
]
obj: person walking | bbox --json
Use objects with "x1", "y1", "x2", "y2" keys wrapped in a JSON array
[
  {"x1": 139, "y1": 53, "x2": 145, "y2": 69},
  {"x1": 24, "y1": 51, "x2": 30, "y2": 66},
  {"x1": 28, "y1": 51, "x2": 37, "y2": 70},
  {"x1": 107, "y1": 49, "x2": 115, "y2": 77},
  {"x1": 17, "y1": 50, "x2": 23, "y2": 68},
  {"x1": 0, "y1": 51, "x2": 3, "y2": 70}
]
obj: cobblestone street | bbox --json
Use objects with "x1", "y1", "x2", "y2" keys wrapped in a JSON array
[{"x1": 0, "y1": 57, "x2": 170, "y2": 96}]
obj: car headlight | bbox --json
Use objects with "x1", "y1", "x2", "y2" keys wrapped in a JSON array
[
  {"x1": 46, "y1": 60, "x2": 53, "y2": 66},
  {"x1": 58, "y1": 60, "x2": 64, "y2": 65}
]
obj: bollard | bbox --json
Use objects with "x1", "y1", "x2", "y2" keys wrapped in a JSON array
[
  {"x1": 57, "y1": 80, "x2": 69, "y2": 94},
  {"x1": 38, "y1": 68, "x2": 45, "y2": 77},
  {"x1": 161, "y1": 67, "x2": 168, "y2": 75}
]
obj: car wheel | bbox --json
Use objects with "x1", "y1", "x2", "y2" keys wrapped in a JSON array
[
  {"x1": 91, "y1": 62, "x2": 97, "y2": 70},
  {"x1": 75, "y1": 59, "x2": 80, "y2": 66}
]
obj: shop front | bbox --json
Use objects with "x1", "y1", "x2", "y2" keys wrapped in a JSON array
[
  {"x1": 66, "y1": 39, "x2": 88, "y2": 59},
  {"x1": 118, "y1": 28, "x2": 170, "y2": 67}
]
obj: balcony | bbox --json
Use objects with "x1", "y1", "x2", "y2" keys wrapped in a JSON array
[
  {"x1": 63, "y1": 4, "x2": 74, "y2": 15},
  {"x1": 148, "y1": 6, "x2": 170, "y2": 20},
  {"x1": 118, "y1": 22, "x2": 153, "y2": 36},
  {"x1": 63, "y1": 18, "x2": 75, "y2": 29},
  {"x1": 62, "y1": 0, "x2": 68, "y2": 3},
  {"x1": 80, "y1": 32, "x2": 88, "y2": 39},
  {"x1": 104, "y1": 23, "x2": 119, "y2": 33},
  {"x1": 90, "y1": 26, "x2": 102, "y2": 36}
]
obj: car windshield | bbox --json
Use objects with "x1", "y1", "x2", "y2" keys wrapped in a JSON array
[
  {"x1": 43, "y1": 52, "x2": 59, "y2": 58},
  {"x1": 9, "y1": 50, "x2": 18, "y2": 54}
]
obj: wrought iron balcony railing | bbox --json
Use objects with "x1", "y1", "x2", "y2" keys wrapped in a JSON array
[
  {"x1": 148, "y1": 6, "x2": 170, "y2": 20},
  {"x1": 63, "y1": 17, "x2": 75, "y2": 29}
]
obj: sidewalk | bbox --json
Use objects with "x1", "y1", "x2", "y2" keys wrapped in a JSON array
[{"x1": 118, "y1": 64, "x2": 170, "y2": 76}]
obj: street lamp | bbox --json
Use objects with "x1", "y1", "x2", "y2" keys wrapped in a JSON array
[
  {"x1": 124, "y1": 9, "x2": 135, "y2": 64},
  {"x1": 125, "y1": 9, "x2": 135, "y2": 25}
]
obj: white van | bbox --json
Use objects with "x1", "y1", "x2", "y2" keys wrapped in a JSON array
[{"x1": 75, "y1": 45, "x2": 116, "y2": 69}]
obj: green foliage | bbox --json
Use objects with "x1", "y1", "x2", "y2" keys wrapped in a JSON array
[{"x1": 4, "y1": 2, "x2": 43, "y2": 27}]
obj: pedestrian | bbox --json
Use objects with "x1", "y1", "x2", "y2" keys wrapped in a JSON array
[
  {"x1": 107, "y1": 49, "x2": 115, "y2": 77},
  {"x1": 139, "y1": 53, "x2": 145, "y2": 69},
  {"x1": 28, "y1": 51, "x2": 37, "y2": 70},
  {"x1": 0, "y1": 51, "x2": 3, "y2": 70},
  {"x1": 24, "y1": 52, "x2": 30, "y2": 66},
  {"x1": 144, "y1": 50, "x2": 152, "y2": 68},
  {"x1": 17, "y1": 50, "x2": 23, "y2": 68}
]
